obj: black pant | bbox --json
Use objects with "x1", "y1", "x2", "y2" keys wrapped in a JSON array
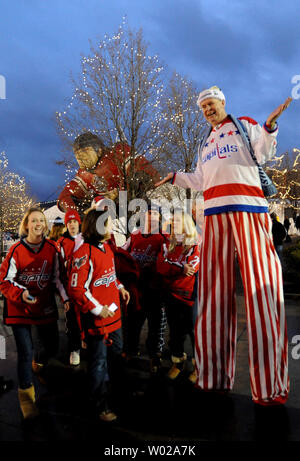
[
  {"x1": 165, "y1": 295, "x2": 195, "y2": 358},
  {"x1": 124, "y1": 290, "x2": 166, "y2": 358},
  {"x1": 65, "y1": 303, "x2": 81, "y2": 352}
]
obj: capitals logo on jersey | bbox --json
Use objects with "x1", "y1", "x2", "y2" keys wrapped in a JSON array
[
  {"x1": 18, "y1": 260, "x2": 50, "y2": 290},
  {"x1": 94, "y1": 269, "x2": 117, "y2": 288},
  {"x1": 72, "y1": 255, "x2": 88, "y2": 269},
  {"x1": 202, "y1": 143, "x2": 238, "y2": 164},
  {"x1": 131, "y1": 244, "x2": 157, "y2": 267}
]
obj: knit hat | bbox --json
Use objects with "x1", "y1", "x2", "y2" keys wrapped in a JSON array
[
  {"x1": 64, "y1": 209, "x2": 81, "y2": 226},
  {"x1": 53, "y1": 216, "x2": 64, "y2": 225},
  {"x1": 197, "y1": 86, "x2": 225, "y2": 108},
  {"x1": 83, "y1": 195, "x2": 108, "y2": 215},
  {"x1": 92, "y1": 195, "x2": 106, "y2": 210}
]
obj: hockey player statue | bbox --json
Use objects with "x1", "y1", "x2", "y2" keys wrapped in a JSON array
[{"x1": 57, "y1": 132, "x2": 159, "y2": 214}]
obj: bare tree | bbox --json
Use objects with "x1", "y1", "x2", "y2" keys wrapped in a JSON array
[
  {"x1": 266, "y1": 148, "x2": 300, "y2": 212},
  {"x1": 56, "y1": 20, "x2": 167, "y2": 201},
  {"x1": 0, "y1": 152, "x2": 35, "y2": 255},
  {"x1": 151, "y1": 72, "x2": 207, "y2": 201}
]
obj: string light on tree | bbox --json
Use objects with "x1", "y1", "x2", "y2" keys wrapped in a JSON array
[
  {"x1": 0, "y1": 151, "x2": 35, "y2": 254},
  {"x1": 266, "y1": 148, "x2": 300, "y2": 211},
  {"x1": 55, "y1": 18, "x2": 168, "y2": 200}
]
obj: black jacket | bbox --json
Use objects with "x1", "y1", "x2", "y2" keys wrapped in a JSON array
[{"x1": 272, "y1": 220, "x2": 286, "y2": 246}]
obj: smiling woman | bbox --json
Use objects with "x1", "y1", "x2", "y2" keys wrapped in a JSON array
[
  {"x1": 0, "y1": 206, "x2": 69, "y2": 420},
  {"x1": 19, "y1": 208, "x2": 48, "y2": 244}
]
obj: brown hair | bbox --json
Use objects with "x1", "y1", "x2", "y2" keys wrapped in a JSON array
[
  {"x1": 82, "y1": 209, "x2": 111, "y2": 244},
  {"x1": 49, "y1": 223, "x2": 65, "y2": 241},
  {"x1": 19, "y1": 207, "x2": 48, "y2": 238},
  {"x1": 73, "y1": 132, "x2": 105, "y2": 153}
]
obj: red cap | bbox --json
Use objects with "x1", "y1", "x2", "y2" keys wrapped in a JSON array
[
  {"x1": 64, "y1": 209, "x2": 81, "y2": 226},
  {"x1": 91, "y1": 195, "x2": 106, "y2": 210}
]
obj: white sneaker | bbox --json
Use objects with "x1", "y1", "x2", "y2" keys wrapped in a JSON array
[{"x1": 70, "y1": 350, "x2": 80, "y2": 366}]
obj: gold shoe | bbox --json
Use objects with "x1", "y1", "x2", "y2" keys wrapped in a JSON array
[
  {"x1": 99, "y1": 410, "x2": 117, "y2": 422},
  {"x1": 18, "y1": 385, "x2": 39, "y2": 419},
  {"x1": 167, "y1": 364, "x2": 182, "y2": 380},
  {"x1": 188, "y1": 358, "x2": 198, "y2": 384},
  {"x1": 188, "y1": 369, "x2": 197, "y2": 384},
  {"x1": 167, "y1": 353, "x2": 187, "y2": 380}
]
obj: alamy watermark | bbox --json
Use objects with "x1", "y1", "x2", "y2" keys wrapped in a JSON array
[
  {"x1": 291, "y1": 75, "x2": 300, "y2": 100},
  {"x1": 0, "y1": 335, "x2": 6, "y2": 359},
  {"x1": 94, "y1": 192, "x2": 204, "y2": 236},
  {"x1": 0, "y1": 75, "x2": 6, "y2": 99},
  {"x1": 291, "y1": 335, "x2": 300, "y2": 360}
]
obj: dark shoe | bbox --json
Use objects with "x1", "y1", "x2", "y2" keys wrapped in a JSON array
[
  {"x1": 254, "y1": 403, "x2": 290, "y2": 440},
  {"x1": 0, "y1": 376, "x2": 14, "y2": 395},
  {"x1": 150, "y1": 354, "x2": 162, "y2": 374},
  {"x1": 32, "y1": 360, "x2": 47, "y2": 386}
]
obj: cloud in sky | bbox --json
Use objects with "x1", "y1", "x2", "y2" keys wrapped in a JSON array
[{"x1": 0, "y1": 0, "x2": 299, "y2": 200}]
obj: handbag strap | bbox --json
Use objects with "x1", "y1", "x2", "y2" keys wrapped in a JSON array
[{"x1": 227, "y1": 114, "x2": 260, "y2": 167}]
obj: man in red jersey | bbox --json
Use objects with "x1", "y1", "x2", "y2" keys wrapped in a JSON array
[{"x1": 58, "y1": 210, "x2": 82, "y2": 366}]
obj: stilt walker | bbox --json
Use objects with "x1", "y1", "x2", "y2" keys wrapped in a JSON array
[{"x1": 156, "y1": 87, "x2": 292, "y2": 406}]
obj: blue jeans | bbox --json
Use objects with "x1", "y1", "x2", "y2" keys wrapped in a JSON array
[
  {"x1": 12, "y1": 323, "x2": 59, "y2": 389},
  {"x1": 275, "y1": 245, "x2": 283, "y2": 263},
  {"x1": 85, "y1": 328, "x2": 123, "y2": 411}
]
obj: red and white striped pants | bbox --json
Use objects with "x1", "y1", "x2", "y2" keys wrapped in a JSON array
[{"x1": 195, "y1": 211, "x2": 289, "y2": 405}]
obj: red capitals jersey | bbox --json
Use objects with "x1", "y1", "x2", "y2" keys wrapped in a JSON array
[
  {"x1": 0, "y1": 238, "x2": 68, "y2": 325},
  {"x1": 57, "y1": 233, "x2": 77, "y2": 280},
  {"x1": 58, "y1": 142, "x2": 160, "y2": 212},
  {"x1": 157, "y1": 243, "x2": 200, "y2": 306},
  {"x1": 68, "y1": 241, "x2": 123, "y2": 337},
  {"x1": 124, "y1": 231, "x2": 168, "y2": 270},
  {"x1": 57, "y1": 233, "x2": 75, "y2": 263},
  {"x1": 123, "y1": 231, "x2": 169, "y2": 292}
]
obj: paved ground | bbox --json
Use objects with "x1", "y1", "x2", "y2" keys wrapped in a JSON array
[{"x1": 0, "y1": 260, "x2": 299, "y2": 444}]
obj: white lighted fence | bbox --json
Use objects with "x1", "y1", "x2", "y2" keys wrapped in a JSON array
[
  {"x1": 2, "y1": 240, "x2": 17, "y2": 260},
  {"x1": 0, "y1": 75, "x2": 6, "y2": 100},
  {"x1": 0, "y1": 335, "x2": 5, "y2": 360},
  {"x1": 291, "y1": 75, "x2": 300, "y2": 100}
]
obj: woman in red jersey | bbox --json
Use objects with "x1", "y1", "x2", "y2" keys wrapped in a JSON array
[
  {"x1": 0, "y1": 207, "x2": 69, "y2": 419},
  {"x1": 157, "y1": 210, "x2": 200, "y2": 382},
  {"x1": 122, "y1": 204, "x2": 168, "y2": 373},
  {"x1": 68, "y1": 209, "x2": 130, "y2": 422}
]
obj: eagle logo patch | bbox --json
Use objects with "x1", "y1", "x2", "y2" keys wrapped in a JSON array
[{"x1": 72, "y1": 255, "x2": 87, "y2": 269}]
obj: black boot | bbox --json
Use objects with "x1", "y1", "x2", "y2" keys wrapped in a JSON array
[{"x1": 0, "y1": 376, "x2": 14, "y2": 395}]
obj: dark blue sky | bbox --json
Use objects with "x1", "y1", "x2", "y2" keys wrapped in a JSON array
[{"x1": 1, "y1": 0, "x2": 299, "y2": 201}]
